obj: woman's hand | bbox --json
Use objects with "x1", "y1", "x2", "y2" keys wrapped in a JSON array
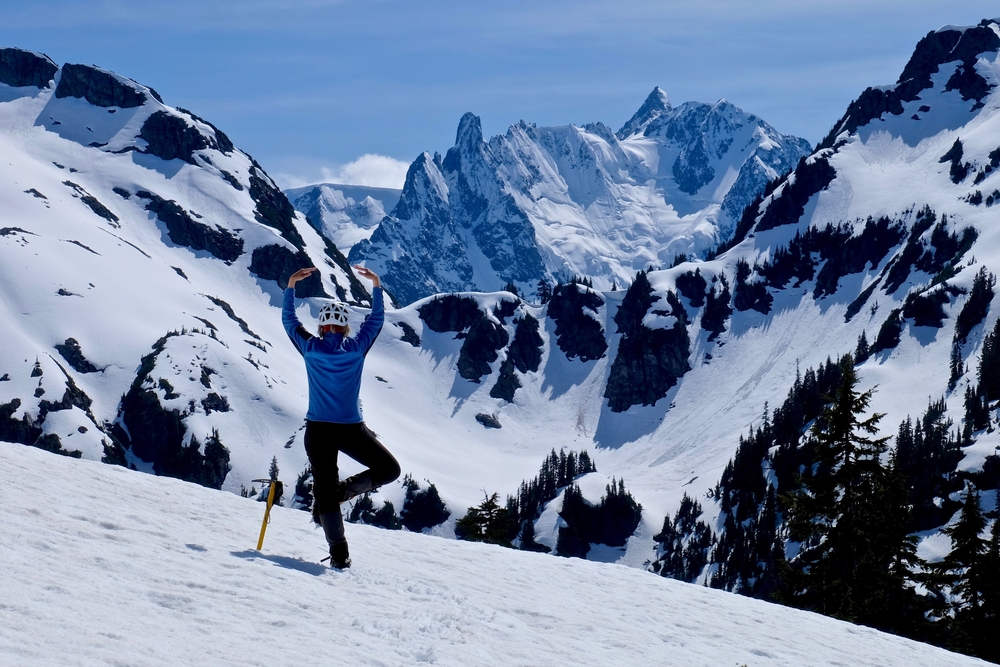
[
  {"x1": 287, "y1": 267, "x2": 317, "y2": 289},
  {"x1": 353, "y1": 264, "x2": 380, "y2": 288}
]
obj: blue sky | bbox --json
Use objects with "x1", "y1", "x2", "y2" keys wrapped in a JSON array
[{"x1": 3, "y1": 1, "x2": 999, "y2": 188}]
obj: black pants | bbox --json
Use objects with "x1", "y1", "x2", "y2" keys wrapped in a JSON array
[{"x1": 304, "y1": 421, "x2": 400, "y2": 544}]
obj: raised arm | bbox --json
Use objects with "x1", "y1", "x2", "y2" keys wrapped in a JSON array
[
  {"x1": 282, "y1": 267, "x2": 317, "y2": 350},
  {"x1": 350, "y1": 265, "x2": 384, "y2": 354}
]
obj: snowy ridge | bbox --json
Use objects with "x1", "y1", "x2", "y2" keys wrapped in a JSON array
[
  {"x1": 348, "y1": 91, "x2": 811, "y2": 304},
  {"x1": 0, "y1": 440, "x2": 984, "y2": 667}
]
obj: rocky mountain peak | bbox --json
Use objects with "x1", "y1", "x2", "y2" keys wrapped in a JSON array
[
  {"x1": 454, "y1": 112, "x2": 485, "y2": 152},
  {"x1": 55, "y1": 63, "x2": 162, "y2": 108},
  {"x1": 617, "y1": 86, "x2": 672, "y2": 139},
  {"x1": 0, "y1": 48, "x2": 57, "y2": 89},
  {"x1": 820, "y1": 18, "x2": 1000, "y2": 148}
]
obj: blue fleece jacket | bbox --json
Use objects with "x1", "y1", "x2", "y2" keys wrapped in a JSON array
[{"x1": 282, "y1": 287, "x2": 384, "y2": 423}]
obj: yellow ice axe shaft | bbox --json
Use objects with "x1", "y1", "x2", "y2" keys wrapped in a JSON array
[{"x1": 256, "y1": 481, "x2": 277, "y2": 551}]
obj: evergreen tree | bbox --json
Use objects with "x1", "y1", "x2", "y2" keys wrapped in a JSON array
[
  {"x1": 782, "y1": 362, "x2": 918, "y2": 630},
  {"x1": 948, "y1": 340, "x2": 963, "y2": 391},
  {"x1": 978, "y1": 512, "x2": 1000, "y2": 662},
  {"x1": 855, "y1": 330, "x2": 870, "y2": 364},
  {"x1": 651, "y1": 493, "x2": 713, "y2": 582},
  {"x1": 400, "y1": 475, "x2": 451, "y2": 532},
  {"x1": 536, "y1": 279, "x2": 553, "y2": 304},
  {"x1": 940, "y1": 482, "x2": 988, "y2": 656},
  {"x1": 454, "y1": 492, "x2": 516, "y2": 547},
  {"x1": 265, "y1": 455, "x2": 283, "y2": 507}
]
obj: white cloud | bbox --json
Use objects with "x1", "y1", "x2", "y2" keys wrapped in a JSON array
[
  {"x1": 274, "y1": 153, "x2": 410, "y2": 190},
  {"x1": 321, "y1": 154, "x2": 410, "y2": 189}
]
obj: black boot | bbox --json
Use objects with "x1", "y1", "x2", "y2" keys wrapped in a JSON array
[{"x1": 329, "y1": 540, "x2": 351, "y2": 569}]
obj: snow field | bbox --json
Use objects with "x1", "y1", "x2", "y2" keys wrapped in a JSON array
[{"x1": 0, "y1": 441, "x2": 987, "y2": 667}]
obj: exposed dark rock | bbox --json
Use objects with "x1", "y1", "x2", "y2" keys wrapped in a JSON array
[
  {"x1": 136, "y1": 190, "x2": 243, "y2": 262},
  {"x1": 56, "y1": 288, "x2": 76, "y2": 297},
  {"x1": 418, "y1": 295, "x2": 483, "y2": 333},
  {"x1": 318, "y1": 233, "x2": 371, "y2": 306},
  {"x1": 396, "y1": 322, "x2": 421, "y2": 347},
  {"x1": 37, "y1": 366, "x2": 95, "y2": 421},
  {"x1": 0, "y1": 398, "x2": 42, "y2": 446},
  {"x1": 158, "y1": 378, "x2": 179, "y2": 400},
  {"x1": 199, "y1": 366, "x2": 214, "y2": 388},
  {"x1": 475, "y1": 413, "x2": 502, "y2": 429},
  {"x1": 547, "y1": 281, "x2": 607, "y2": 362},
  {"x1": 112, "y1": 187, "x2": 130, "y2": 199},
  {"x1": 675, "y1": 269, "x2": 707, "y2": 307},
  {"x1": 138, "y1": 111, "x2": 231, "y2": 165},
  {"x1": 112, "y1": 332, "x2": 232, "y2": 489},
  {"x1": 248, "y1": 244, "x2": 325, "y2": 297},
  {"x1": 1, "y1": 226, "x2": 34, "y2": 237},
  {"x1": 673, "y1": 139, "x2": 714, "y2": 195},
  {"x1": 0, "y1": 48, "x2": 57, "y2": 88},
  {"x1": 202, "y1": 296, "x2": 265, "y2": 342},
  {"x1": 0, "y1": 367, "x2": 91, "y2": 457},
  {"x1": 30, "y1": 360, "x2": 42, "y2": 377},
  {"x1": 754, "y1": 157, "x2": 836, "y2": 233},
  {"x1": 818, "y1": 23, "x2": 1000, "y2": 149},
  {"x1": 201, "y1": 392, "x2": 230, "y2": 414},
  {"x1": 63, "y1": 240, "x2": 100, "y2": 255},
  {"x1": 172, "y1": 266, "x2": 188, "y2": 280},
  {"x1": 0, "y1": 374, "x2": 8, "y2": 381},
  {"x1": 24, "y1": 188, "x2": 46, "y2": 199},
  {"x1": 248, "y1": 165, "x2": 305, "y2": 248},
  {"x1": 605, "y1": 272, "x2": 691, "y2": 412},
  {"x1": 62, "y1": 181, "x2": 119, "y2": 226},
  {"x1": 173, "y1": 107, "x2": 234, "y2": 154},
  {"x1": 55, "y1": 63, "x2": 147, "y2": 108},
  {"x1": 220, "y1": 170, "x2": 243, "y2": 190},
  {"x1": 54, "y1": 338, "x2": 99, "y2": 373}
]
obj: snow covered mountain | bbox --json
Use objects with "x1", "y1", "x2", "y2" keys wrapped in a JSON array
[
  {"x1": 4, "y1": 14, "x2": 1000, "y2": 625},
  {"x1": 5, "y1": 440, "x2": 982, "y2": 667},
  {"x1": 284, "y1": 182, "x2": 400, "y2": 254},
  {"x1": 347, "y1": 89, "x2": 812, "y2": 305},
  {"x1": 0, "y1": 47, "x2": 372, "y2": 500}
]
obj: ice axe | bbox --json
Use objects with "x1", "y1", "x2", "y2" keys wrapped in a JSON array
[{"x1": 253, "y1": 477, "x2": 283, "y2": 551}]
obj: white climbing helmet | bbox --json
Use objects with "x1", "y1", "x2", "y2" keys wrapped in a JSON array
[{"x1": 318, "y1": 301, "x2": 350, "y2": 327}]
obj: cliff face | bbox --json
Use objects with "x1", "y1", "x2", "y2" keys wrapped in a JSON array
[{"x1": 348, "y1": 91, "x2": 811, "y2": 305}]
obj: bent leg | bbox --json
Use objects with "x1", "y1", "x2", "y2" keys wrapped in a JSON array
[{"x1": 339, "y1": 423, "x2": 401, "y2": 498}]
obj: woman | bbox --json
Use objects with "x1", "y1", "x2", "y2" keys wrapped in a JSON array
[{"x1": 283, "y1": 265, "x2": 400, "y2": 569}]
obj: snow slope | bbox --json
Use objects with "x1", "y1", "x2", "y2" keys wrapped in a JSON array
[
  {"x1": 1, "y1": 441, "x2": 986, "y2": 667},
  {"x1": 349, "y1": 90, "x2": 811, "y2": 304}
]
